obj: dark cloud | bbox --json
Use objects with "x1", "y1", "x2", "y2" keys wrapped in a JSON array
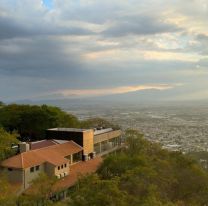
[
  {"x1": 0, "y1": 15, "x2": 94, "y2": 40},
  {"x1": 186, "y1": 33, "x2": 208, "y2": 55},
  {"x1": 103, "y1": 15, "x2": 181, "y2": 37},
  {"x1": 0, "y1": 16, "x2": 31, "y2": 39},
  {"x1": 197, "y1": 34, "x2": 208, "y2": 41},
  {"x1": 0, "y1": 37, "x2": 84, "y2": 77}
]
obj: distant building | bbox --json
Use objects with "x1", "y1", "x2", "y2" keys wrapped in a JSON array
[{"x1": 0, "y1": 127, "x2": 123, "y2": 197}]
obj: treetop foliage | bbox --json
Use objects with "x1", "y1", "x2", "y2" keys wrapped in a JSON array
[
  {"x1": 69, "y1": 130, "x2": 208, "y2": 206},
  {"x1": 80, "y1": 117, "x2": 120, "y2": 130},
  {"x1": 0, "y1": 104, "x2": 80, "y2": 141},
  {"x1": 0, "y1": 104, "x2": 118, "y2": 141},
  {"x1": 0, "y1": 128, "x2": 19, "y2": 161}
]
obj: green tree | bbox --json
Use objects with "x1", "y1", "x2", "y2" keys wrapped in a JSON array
[
  {"x1": 18, "y1": 172, "x2": 57, "y2": 206},
  {"x1": 0, "y1": 128, "x2": 19, "y2": 161},
  {"x1": 0, "y1": 101, "x2": 5, "y2": 107},
  {"x1": 0, "y1": 104, "x2": 80, "y2": 140},
  {"x1": 0, "y1": 172, "x2": 17, "y2": 206},
  {"x1": 70, "y1": 174, "x2": 129, "y2": 206},
  {"x1": 97, "y1": 129, "x2": 208, "y2": 206},
  {"x1": 80, "y1": 117, "x2": 120, "y2": 130}
]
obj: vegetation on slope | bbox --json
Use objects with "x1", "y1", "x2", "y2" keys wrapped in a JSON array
[
  {"x1": 0, "y1": 128, "x2": 19, "y2": 161},
  {"x1": 0, "y1": 172, "x2": 17, "y2": 206},
  {"x1": 68, "y1": 130, "x2": 208, "y2": 206},
  {"x1": 80, "y1": 117, "x2": 120, "y2": 130}
]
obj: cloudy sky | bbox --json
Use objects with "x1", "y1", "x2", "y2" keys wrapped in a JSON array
[{"x1": 0, "y1": 0, "x2": 208, "y2": 102}]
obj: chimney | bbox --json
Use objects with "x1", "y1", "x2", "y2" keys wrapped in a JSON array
[{"x1": 19, "y1": 142, "x2": 30, "y2": 153}]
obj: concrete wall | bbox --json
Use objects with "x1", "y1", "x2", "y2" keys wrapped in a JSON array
[
  {"x1": 24, "y1": 161, "x2": 69, "y2": 188},
  {"x1": 3, "y1": 168, "x2": 23, "y2": 184},
  {"x1": 24, "y1": 164, "x2": 45, "y2": 189},
  {"x1": 45, "y1": 162, "x2": 55, "y2": 177},
  {"x1": 83, "y1": 130, "x2": 94, "y2": 155},
  {"x1": 94, "y1": 130, "x2": 122, "y2": 144}
]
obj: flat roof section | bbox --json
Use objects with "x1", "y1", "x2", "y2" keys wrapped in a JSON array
[
  {"x1": 47, "y1": 128, "x2": 92, "y2": 132},
  {"x1": 30, "y1": 139, "x2": 70, "y2": 150},
  {"x1": 94, "y1": 128, "x2": 113, "y2": 136}
]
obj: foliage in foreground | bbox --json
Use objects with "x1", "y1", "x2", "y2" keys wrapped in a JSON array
[
  {"x1": 68, "y1": 130, "x2": 208, "y2": 206},
  {"x1": 0, "y1": 172, "x2": 17, "y2": 206},
  {"x1": 18, "y1": 173, "x2": 57, "y2": 206},
  {"x1": 0, "y1": 128, "x2": 19, "y2": 161}
]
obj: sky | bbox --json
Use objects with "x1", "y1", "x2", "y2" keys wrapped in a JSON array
[{"x1": 0, "y1": 0, "x2": 208, "y2": 102}]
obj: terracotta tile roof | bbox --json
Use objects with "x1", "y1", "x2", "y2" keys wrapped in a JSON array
[
  {"x1": 30, "y1": 140, "x2": 57, "y2": 150},
  {"x1": 1, "y1": 141, "x2": 83, "y2": 169},
  {"x1": 53, "y1": 156, "x2": 103, "y2": 192}
]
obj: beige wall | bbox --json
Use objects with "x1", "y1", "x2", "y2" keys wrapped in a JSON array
[
  {"x1": 94, "y1": 130, "x2": 122, "y2": 144},
  {"x1": 24, "y1": 164, "x2": 45, "y2": 189},
  {"x1": 54, "y1": 162, "x2": 69, "y2": 178},
  {"x1": 83, "y1": 130, "x2": 94, "y2": 155}
]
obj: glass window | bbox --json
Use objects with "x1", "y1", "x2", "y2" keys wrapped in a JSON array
[
  {"x1": 61, "y1": 165, "x2": 63, "y2": 169},
  {"x1": 64, "y1": 164, "x2": 67, "y2": 168},
  {"x1": 36, "y1": 165, "x2": 39, "y2": 171},
  {"x1": 30, "y1": 167, "x2": 34, "y2": 173},
  {"x1": 73, "y1": 152, "x2": 82, "y2": 162},
  {"x1": 58, "y1": 166, "x2": 60, "y2": 170}
]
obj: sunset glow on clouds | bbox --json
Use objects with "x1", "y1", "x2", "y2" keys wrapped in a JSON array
[
  {"x1": 0, "y1": 0, "x2": 208, "y2": 101},
  {"x1": 55, "y1": 84, "x2": 175, "y2": 97}
]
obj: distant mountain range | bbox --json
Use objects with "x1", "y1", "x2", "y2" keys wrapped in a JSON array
[{"x1": 12, "y1": 87, "x2": 208, "y2": 109}]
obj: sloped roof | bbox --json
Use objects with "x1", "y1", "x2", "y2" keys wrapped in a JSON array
[
  {"x1": 24, "y1": 157, "x2": 102, "y2": 195},
  {"x1": 1, "y1": 141, "x2": 83, "y2": 169},
  {"x1": 30, "y1": 139, "x2": 70, "y2": 150},
  {"x1": 30, "y1": 140, "x2": 57, "y2": 150}
]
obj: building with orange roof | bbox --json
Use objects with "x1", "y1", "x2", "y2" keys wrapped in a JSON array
[
  {"x1": 0, "y1": 127, "x2": 123, "y2": 196},
  {"x1": 1, "y1": 141, "x2": 83, "y2": 191}
]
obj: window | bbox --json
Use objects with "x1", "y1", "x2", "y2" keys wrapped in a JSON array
[
  {"x1": 30, "y1": 167, "x2": 34, "y2": 173},
  {"x1": 58, "y1": 166, "x2": 60, "y2": 170},
  {"x1": 61, "y1": 165, "x2": 63, "y2": 169},
  {"x1": 36, "y1": 165, "x2": 39, "y2": 171},
  {"x1": 73, "y1": 152, "x2": 82, "y2": 162},
  {"x1": 64, "y1": 164, "x2": 67, "y2": 168},
  {"x1": 8, "y1": 168, "x2": 13, "y2": 171}
]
